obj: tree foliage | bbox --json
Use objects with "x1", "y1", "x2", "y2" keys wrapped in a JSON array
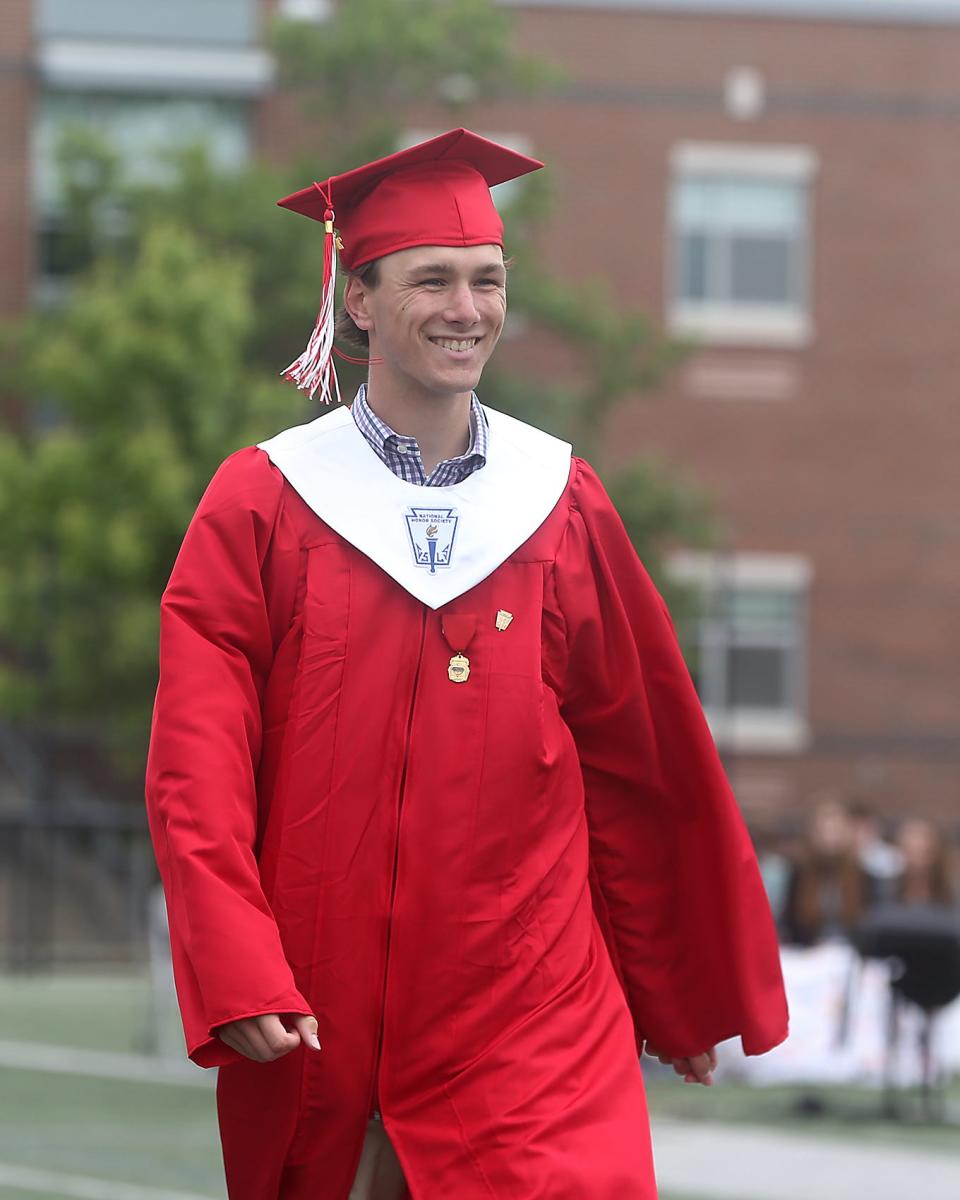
[
  {"x1": 0, "y1": 223, "x2": 294, "y2": 761},
  {"x1": 273, "y1": 0, "x2": 560, "y2": 142},
  {"x1": 0, "y1": 0, "x2": 711, "y2": 780}
]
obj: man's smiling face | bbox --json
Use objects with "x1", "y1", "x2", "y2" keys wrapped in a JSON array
[{"x1": 346, "y1": 243, "x2": 507, "y2": 402}]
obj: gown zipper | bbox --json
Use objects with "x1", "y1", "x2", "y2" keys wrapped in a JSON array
[{"x1": 369, "y1": 606, "x2": 428, "y2": 1119}]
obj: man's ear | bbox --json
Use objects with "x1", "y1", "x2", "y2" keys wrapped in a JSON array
[{"x1": 344, "y1": 275, "x2": 373, "y2": 332}]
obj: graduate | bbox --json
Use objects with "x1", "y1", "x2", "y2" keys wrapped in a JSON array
[{"x1": 145, "y1": 129, "x2": 788, "y2": 1200}]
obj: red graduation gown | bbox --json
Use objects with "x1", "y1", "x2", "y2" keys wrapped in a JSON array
[{"x1": 145, "y1": 436, "x2": 787, "y2": 1200}]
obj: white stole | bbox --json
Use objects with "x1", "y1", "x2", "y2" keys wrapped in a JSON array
[{"x1": 257, "y1": 400, "x2": 572, "y2": 609}]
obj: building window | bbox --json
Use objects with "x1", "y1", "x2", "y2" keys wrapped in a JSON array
[
  {"x1": 668, "y1": 143, "x2": 817, "y2": 348},
  {"x1": 32, "y1": 92, "x2": 251, "y2": 286},
  {"x1": 668, "y1": 552, "x2": 812, "y2": 753},
  {"x1": 36, "y1": 0, "x2": 271, "y2": 97},
  {"x1": 37, "y1": 0, "x2": 259, "y2": 46}
]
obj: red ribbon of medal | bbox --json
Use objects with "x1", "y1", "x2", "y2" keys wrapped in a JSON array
[{"x1": 441, "y1": 613, "x2": 478, "y2": 683}]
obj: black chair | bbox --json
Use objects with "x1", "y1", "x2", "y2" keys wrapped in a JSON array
[{"x1": 852, "y1": 904, "x2": 960, "y2": 1120}]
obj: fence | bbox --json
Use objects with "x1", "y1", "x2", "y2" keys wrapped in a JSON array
[{"x1": 0, "y1": 721, "x2": 155, "y2": 969}]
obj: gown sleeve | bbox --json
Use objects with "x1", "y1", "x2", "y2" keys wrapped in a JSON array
[
  {"x1": 554, "y1": 458, "x2": 788, "y2": 1058},
  {"x1": 145, "y1": 447, "x2": 312, "y2": 1067}
]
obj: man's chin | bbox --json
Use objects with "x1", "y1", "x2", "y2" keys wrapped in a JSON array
[{"x1": 424, "y1": 365, "x2": 486, "y2": 396}]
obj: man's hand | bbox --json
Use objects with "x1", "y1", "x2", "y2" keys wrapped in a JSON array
[
  {"x1": 644, "y1": 1042, "x2": 717, "y2": 1086},
  {"x1": 216, "y1": 1013, "x2": 321, "y2": 1062}
]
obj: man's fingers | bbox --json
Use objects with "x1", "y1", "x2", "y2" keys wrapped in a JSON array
[
  {"x1": 644, "y1": 1042, "x2": 673, "y2": 1066},
  {"x1": 215, "y1": 1014, "x2": 302, "y2": 1062},
  {"x1": 644, "y1": 1042, "x2": 717, "y2": 1085},
  {"x1": 219, "y1": 1024, "x2": 268, "y2": 1061},
  {"x1": 216, "y1": 1027, "x2": 244, "y2": 1056},
  {"x1": 234, "y1": 1022, "x2": 275, "y2": 1062},
  {"x1": 290, "y1": 1014, "x2": 322, "y2": 1051},
  {"x1": 686, "y1": 1051, "x2": 715, "y2": 1086},
  {"x1": 255, "y1": 1014, "x2": 301, "y2": 1058}
]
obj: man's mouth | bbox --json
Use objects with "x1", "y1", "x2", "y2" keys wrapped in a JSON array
[{"x1": 428, "y1": 337, "x2": 480, "y2": 353}]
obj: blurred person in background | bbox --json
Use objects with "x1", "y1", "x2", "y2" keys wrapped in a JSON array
[
  {"x1": 145, "y1": 130, "x2": 788, "y2": 1200},
  {"x1": 783, "y1": 795, "x2": 869, "y2": 946},
  {"x1": 750, "y1": 821, "x2": 795, "y2": 931},
  {"x1": 895, "y1": 816, "x2": 956, "y2": 908},
  {"x1": 849, "y1": 801, "x2": 904, "y2": 906}
]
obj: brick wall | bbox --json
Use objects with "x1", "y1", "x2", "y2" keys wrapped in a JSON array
[
  {"x1": 492, "y1": 6, "x2": 960, "y2": 825},
  {"x1": 253, "y1": 3, "x2": 960, "y2": 825},
  {"x1": 0, "y1": 0, "x2": 34, "y2": 318}
]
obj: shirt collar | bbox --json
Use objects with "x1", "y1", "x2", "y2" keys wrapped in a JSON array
[{"x1": 351, "y1": 383, "x2": 488, "y2": 474}]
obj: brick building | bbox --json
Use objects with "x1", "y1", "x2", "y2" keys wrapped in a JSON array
[
  {"x1": 3, "y1": 0, "x2": 959, "y2": 829},
  {"x1": 485, "y1": 1, "x2": 960, "y2": 830},
  {"x1": 0, "y1": 0, "x2": 33, "y2": 318}
]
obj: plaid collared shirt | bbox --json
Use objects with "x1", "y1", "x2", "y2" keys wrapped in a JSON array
[{"x1": 350, "y1": 384, "x2": 488, "y2": 487}]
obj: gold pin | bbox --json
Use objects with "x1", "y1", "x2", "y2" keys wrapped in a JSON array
[
  {"x1": 495, "y1": 610, "x2": 514, "y2": 631},
  {"x1": 447, "y1": 653, "x2": 470, "y2": 683}
]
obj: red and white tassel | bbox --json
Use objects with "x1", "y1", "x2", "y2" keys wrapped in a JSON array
[{"x1": 282, "y1": 198, "x2": 342, "y2": 405}]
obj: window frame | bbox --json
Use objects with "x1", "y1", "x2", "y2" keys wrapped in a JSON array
[
  {"x1": 668, "y1": 551, "x2": 813, "y2": 753},
  {"x1": 30, "y1": 91, "x2": 254, "y2": 293},
  {"x1": 667, "y1": 142, "x2": 818, "y2": 348}
]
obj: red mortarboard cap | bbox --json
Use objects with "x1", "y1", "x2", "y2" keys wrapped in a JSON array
[
  {"x1": 277, "y1": 129, "x2": 543, "y2": 403},
  {"x1": 278, "y1": 128, "x2": 544, "y2": 270}
]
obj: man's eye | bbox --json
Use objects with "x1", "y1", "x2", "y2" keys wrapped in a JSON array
[
  {"x1": 421, "y1": 278, "x2": 445, "y2": 287},
  {"x1": 477, "y1": 278, "x2": 504, "y2": 288}
]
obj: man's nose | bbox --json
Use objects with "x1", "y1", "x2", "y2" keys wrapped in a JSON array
[{"x1": 442, "y1": 282, "x2": 481, "y2": 325}]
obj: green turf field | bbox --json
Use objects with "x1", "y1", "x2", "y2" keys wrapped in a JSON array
[
  {"x1": 0, "y1": 1068, "x2": 221, "y2": 1193},
  {"x1": 0, "y1": 971, "x2": 220, "y2": 1199},
  {"x1": 0, "y1": 970, "x2": 956, "y2": 1200},
  {"x1": 0, "y1": 971, "x2": 157, "y2": 1053}
]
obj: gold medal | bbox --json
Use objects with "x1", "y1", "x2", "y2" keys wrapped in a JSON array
[
  {"x1": 447, "y1": 653, "x2": 470, "y2": 683},
  {"x1": 441, "y1": 613, "x2": 477, "y2": 684},
  {"x1": 495, "y1": 610, "x2": 513, "y2": 631}
]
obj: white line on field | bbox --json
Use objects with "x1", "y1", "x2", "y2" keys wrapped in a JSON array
[
  {"x1": 0, "y1": 1040, "x2": 212, "y2": 1087},
  {"x1": 0, "y1": 1161, "x2": 216, "y2": 1200}
]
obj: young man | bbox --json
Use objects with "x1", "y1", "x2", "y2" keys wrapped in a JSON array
[{"x1": 146, "y1": 129, "x2": 788, "y2": 1200}]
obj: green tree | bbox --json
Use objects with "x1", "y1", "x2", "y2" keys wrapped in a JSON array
[
  {"x1": 0, "y1": 0, "x2": 710, "y2": 782},
  {"x1": 0, "y1": 223, "x2": 292, "y2": 766},
  {"x1": 272, "y1": 0, "x2": 559, "y2": 152}
]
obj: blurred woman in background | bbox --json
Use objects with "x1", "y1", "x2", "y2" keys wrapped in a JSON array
[
  {"x1": 895, "y1": 817, "x2": 956, "y2": 907},
  {"x1": 783, "y1": 796, "x2": 869, "y2": 945}
]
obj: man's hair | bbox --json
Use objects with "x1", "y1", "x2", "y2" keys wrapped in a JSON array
[{"x1": 335, "y1": 259, "x2": 381, "y2": 350}]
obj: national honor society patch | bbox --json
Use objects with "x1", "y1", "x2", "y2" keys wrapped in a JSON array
[{"x1": 405, "y1": 506, "x2": 459, "y2": 573}]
